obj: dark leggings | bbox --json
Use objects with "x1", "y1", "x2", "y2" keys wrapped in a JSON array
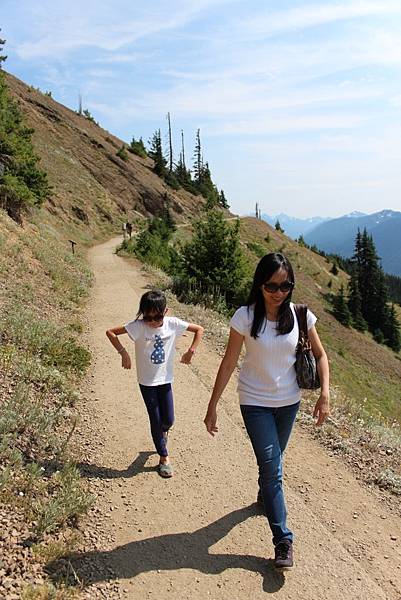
[{"x1": 139, "y1": 383, "x2": 174, "y2": 457}]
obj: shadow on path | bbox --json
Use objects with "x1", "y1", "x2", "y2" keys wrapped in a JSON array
[
  {"x1": 47, "y1": 505, "x2": 284, "y2": 593},
  {"x1": 41, "y1": 451, "x2": 157, "y2": 480},
  {"x1": 75, "y1": 451, "x2": 157, "y2": 479}
]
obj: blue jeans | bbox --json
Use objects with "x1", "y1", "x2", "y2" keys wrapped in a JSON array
[
  {"x1": 139, "y1": 383, "x2": 174, "y2": 457},
  {"x1": 240, "y1": 402, "x2": 300, "y2": 546}
]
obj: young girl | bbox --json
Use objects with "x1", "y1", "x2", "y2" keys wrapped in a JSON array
[
  {"x1": 204, "y1": 253, "x2": 330, "y2": 569},
  {"x1": 106, "y1": 289, "x2": 204, "y2": 478}
]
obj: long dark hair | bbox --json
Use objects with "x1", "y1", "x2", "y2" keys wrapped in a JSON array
[{"x1": 246, "y1": 253, "x2": 295, "y2": 338}]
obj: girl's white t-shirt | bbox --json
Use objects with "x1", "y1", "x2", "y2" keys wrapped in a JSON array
[
  {"x1": 230, "y1": 302, "x2": 317, "y2": 407},
  {"x1": 124, "y1": 316, "x2": 188, "y2": 386}
]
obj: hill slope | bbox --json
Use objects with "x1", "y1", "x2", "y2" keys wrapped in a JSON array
[{"x1": 5, "y1": 72, "x2": 206, "y2": 243}]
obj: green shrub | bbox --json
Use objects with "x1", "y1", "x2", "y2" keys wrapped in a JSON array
[{"x1": 246, "y1": 241, "x2": 266, "y2": 258}]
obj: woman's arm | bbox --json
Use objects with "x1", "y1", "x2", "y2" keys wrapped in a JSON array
[
  {"x1": 105, "y1": 326, "x2": 132, "y2": 369},
  {"x1": 204, "y1": 328, "x2": 244, "y2": 436},
  {"x1": 308, "y1": 326, "x2": 330, "y2": 425},
  {"x1": 180, "y1": 323, "x2": 204, "y2": 364}
]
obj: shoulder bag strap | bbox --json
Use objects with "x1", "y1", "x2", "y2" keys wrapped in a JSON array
[{"x1": 294, "y1": 303, "x2": 309, "y2": 342}]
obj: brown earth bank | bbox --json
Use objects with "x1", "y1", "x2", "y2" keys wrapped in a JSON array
[{"x1": 49, "y1": 237, "x2": 401, "y2": 600}]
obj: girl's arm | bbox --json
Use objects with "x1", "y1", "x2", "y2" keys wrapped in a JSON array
[
  {"x1": 204, "y1": 328, "x2": 244, "y2": 436},
  {"x1": 106, "y1": 326, "x2": 132, "y2": 370},
  {"x1": 180, "y1": 323, "x2": 204, "y2": 364},
  {"x1": 308, "y1": 326, "x2": 330, "y2": 426}
]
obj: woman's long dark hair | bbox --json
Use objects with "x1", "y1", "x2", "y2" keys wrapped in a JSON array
[{"x1": 247, "y1": 253, "x2": 295, "y2": 338}]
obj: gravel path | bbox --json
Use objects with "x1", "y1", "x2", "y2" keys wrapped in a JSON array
[{"x1": 70, "y1": 236, "x2": 401, "y2": 600}]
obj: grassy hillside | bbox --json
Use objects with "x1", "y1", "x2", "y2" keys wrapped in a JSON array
[{"x1": 5, "y1": 72, "x2": 207, "y2": 245}]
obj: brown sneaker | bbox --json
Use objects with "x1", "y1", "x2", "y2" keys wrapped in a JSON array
[{"x1": 274, "y1": 540, "x2": 293, "y2": 570}]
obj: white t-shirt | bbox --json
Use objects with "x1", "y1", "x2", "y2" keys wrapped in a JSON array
[
  {"x1": 124, "y1": 316, "x2": 189, "y2": 386},
  {"x1": 230, "y1": 302, "x2": 317, "y2": 407}
]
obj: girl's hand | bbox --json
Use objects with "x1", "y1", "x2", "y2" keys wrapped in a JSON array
[
  {"x1": 313, "y1": 392, "x2": 330, "y2": 426},
  {"x1": 180, "y1": 350, "x2": 194, "y2": 364},
  {"x1": 120, "y1": 349, "x2": 131, "y2": 370},
  {"x1": 204, "y1": 406, "x2": 218, "y2": 436}
]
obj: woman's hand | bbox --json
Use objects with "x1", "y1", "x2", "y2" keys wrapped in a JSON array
[
  {"x1": 120, "y1": 349, "x2": 131, "y2": 370},
  {"x1": 204, "y1": 405, "x2": 218, "y2": 436},
  {"x1": 313, "y1": 392, "x2": 330, "y2": 426}
]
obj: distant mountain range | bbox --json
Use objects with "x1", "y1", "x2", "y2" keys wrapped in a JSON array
[
  {"x1": 261, "y1": 213, "x2": 329, "y2": 239},
  {"x1": 303, "y1": 210, "x2": 401, "y2": 276},
  {"x1": 260, "y1": 210, "x2": 401, "y2": 276}
]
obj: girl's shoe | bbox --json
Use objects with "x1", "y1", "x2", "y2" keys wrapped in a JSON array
[{"x1": 158, "y1": 462, "x2": 173, "y2": 478}]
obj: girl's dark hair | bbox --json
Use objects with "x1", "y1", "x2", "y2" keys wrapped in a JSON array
[
  {"x1": 136, "y1": 289, "x2": 166, "y2": 319},
  {"x1": 246, "y1": 253, "x2": 295, "y2": 338}
]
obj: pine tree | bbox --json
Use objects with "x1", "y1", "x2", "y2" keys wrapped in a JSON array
[
  {"x1": 0, "y1": 34, "x2": 7, "y2": 68},
  {"x1": 181, "y1": 210, "x2": 249, "y2": 307},
  {"x1": 129, "y1": 136, "x2": 147, "y2": 158},
  {"x1": 0, "y1": 37, "x2": 51, "y2": 221},
  {"x1": 219, "y1": 190, "x2": 229, "y2": 209},
  {"x1": 333, "y1": 285, "x2": 352, "y2": 326},
  {"x1": 275, "y1": 219, "x2": 284, "y2": 233},
  {"x1": 382, "y1": 304, "x2": 401, "y2": 352},
  {"x1": 148, "y1": 129, "x2": 167, "y2": 177},
  {"x1": 347, "y1": 270, "x2": 367, "y2": 331},
  {"x1": 350, "y1": 228, "x2": 400, "y2": 349}
]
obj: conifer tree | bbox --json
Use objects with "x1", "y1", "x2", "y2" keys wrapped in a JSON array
[
  {"x1": 350, "y1": 228, "x2": 400, "y2": 349},
  {"x1": 129, "y1": 136, "x2": 147, "y2": 158},
  {"x1": 148, "y1": 129, "x2": 167, "y2": 177},
  {"x1": 0, "y1": 36, "x2": 51, "y2": 221},
  {"x1": 0, "y1": 33, "x2": 7, "y2": 67},
  {"x1": 181, "y1": 210, "x2": 249, "y2": 307},
  {"x1": 382, "y1": 304, "x2": 401, "y2": 352},
  {"x1": 333, "y1": 285, "x2": 352, "y2": 326},
  {"x1": 275, "y1": 219, "x2": 284, "y2": 233},
  {"x1": 347, "y1": 270, "x2": 367, "y2": 331},
  {"x1": 219, "y1": 190, "x2": 229, "y2": 209}
]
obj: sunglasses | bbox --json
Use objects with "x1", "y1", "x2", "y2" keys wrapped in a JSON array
[
  {"x1": 143, "y1": 313, "x2": 165, "y2": 322},
  {"x1": 262, "y1": 281, "x2": 294, "y2": 293}
]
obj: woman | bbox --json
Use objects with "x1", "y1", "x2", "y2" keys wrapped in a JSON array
[{"x1": 204, "y1": 253, "x2": 330, "y2": 570}]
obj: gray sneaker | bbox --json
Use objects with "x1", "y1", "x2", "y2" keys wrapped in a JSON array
[
  {"x1": 158, "y1": 462, "x2": 173, "y2": 478},
  {"x1": 274, "y1": 540, "x2": 293, "y2": 570}
]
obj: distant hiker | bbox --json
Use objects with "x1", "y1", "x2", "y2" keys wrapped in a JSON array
[
  {"x1": 122, "y1": 222, "x2": 127, "y2": 240},
  {"x1": 126, "y1": 221, "x2": 133, "y2": 238},
  {"x1": 106, "y1": 289, "x2": 204, "y2": 478},
  {"x1": 204, "y1": 253, "x2": 330, "y2": 570}
]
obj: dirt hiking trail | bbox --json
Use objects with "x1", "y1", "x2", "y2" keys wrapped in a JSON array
[{"x1": 70, "y1": 237, "x2": 401, "y2": 600}]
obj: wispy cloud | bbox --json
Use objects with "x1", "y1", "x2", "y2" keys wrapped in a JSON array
[
  {"x1": 235, "y1": 1, "x2": 401, "y2": 38},
  {"x1": 14, "y1": 0, "x2": 233, "y2": 59}
]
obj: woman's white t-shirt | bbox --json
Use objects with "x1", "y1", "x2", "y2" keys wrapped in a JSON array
[
  {"x1": 124, "y1": 317, "x2": 188, "y2": 386},
  {"x1": 230, "y1": 302, "x2": 317, "y2": 407}
]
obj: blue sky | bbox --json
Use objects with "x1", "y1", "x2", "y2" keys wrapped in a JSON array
[{"x1": 2, "y1": 0, "x2": 401, "y2": 218}]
